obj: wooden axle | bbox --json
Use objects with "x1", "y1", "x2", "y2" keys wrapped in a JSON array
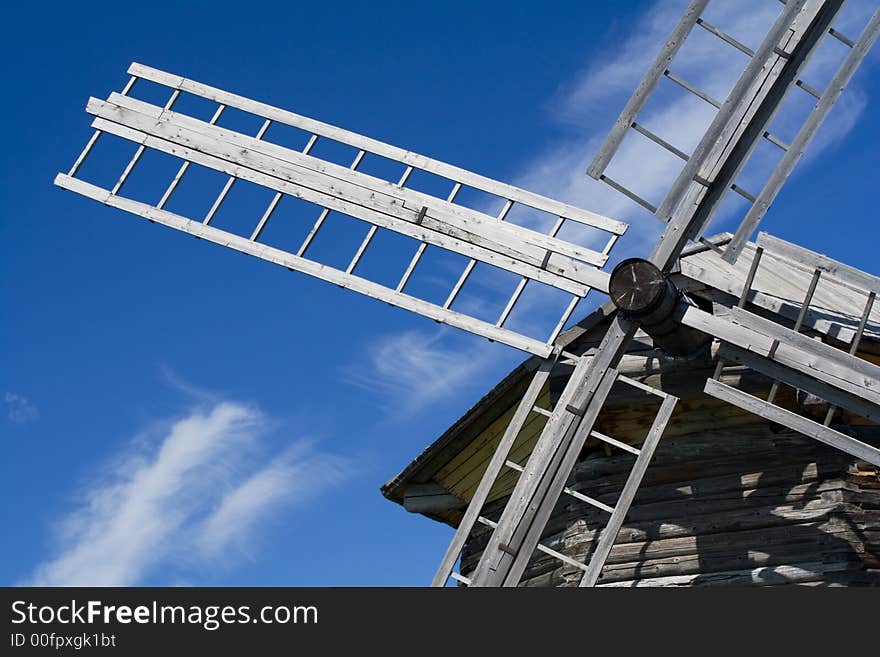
[{"x1": 608, "y1": 258, "x2": 710, "y2": 356}]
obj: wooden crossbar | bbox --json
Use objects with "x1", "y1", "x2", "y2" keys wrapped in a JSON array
[
  {"x1": 55, "y1": 174, "x2": 557, "y2": 357},
  {"x1": 88, "y1": 94, "x2": 611, "y2": 292},
  {"x1": 705, "y1": 378, "x2": 880, "y2": 468},
  {"x1": 724, "y1": 9, "x2": 880, "y2": 262},
  {"x1": 128, "y1": 63, "x2": 626, "y2": 235}
]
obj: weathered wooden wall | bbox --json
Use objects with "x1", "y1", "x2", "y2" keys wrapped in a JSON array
[{"x1": 461, "y1": 426, "x2": 880, "y2": 586}]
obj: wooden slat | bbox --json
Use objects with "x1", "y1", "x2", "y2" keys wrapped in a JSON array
[
  {"x1": 677, "y1": 304, "x2": 880, "y2": 408},
  {"x1": 89, "y1": 94, "x2": 610, "y2": 292},
  {"x1": 100, "y1": 92, "x2": 612, "y2": 270},
  {"x1": 128, "y1": 62, "x2": 627, "y2": 235},
  {"x1": 756, "y1": 232, "x2": 880, "y2": 296},
  {"x1": 704, "y1": 378, "x2": 880, "y2": 468},
  {"x1": 580, "y1": 394, "x2": 678, "y2": 586},
  {"x1": 650, "y1": 0, "x2": 836, "y2": 267},
  {"x1": 587, "y1": 0, "x2": 709, "y2": 178},
  {"x1": 726, "y1": 305, "x2": 880, "y2": 403},
  {"x1": 590, "y1": 430, "x2": 641, "y2": 456},
  {"x1": 493, "y1": 355, "x2": 632, "y2": 586},
  {"x1": 696, "y1": 17, "x2": 755, "y2": 56},
  {"x1": 725, "y1": 9, "x2": 880, "y2": 263},
  {"x1": 87, "y1": 109, "x2": 599, "y2": 297},
  {"x1": 55, "y1": 174, "x2": 555, "y2": 357},
  {"x1": 718, "y1": 342, "x2": 880, "y2": 423},
  {"x1": 432, "y1": 359, "x2": 556, "y2": 586}
]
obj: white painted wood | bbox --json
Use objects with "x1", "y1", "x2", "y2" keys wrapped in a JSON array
[
  {"x1": 297, "y1": 208, "x2": 330, "y2": 257},
  {"x1": 704, "y1": 378, "x2": 880, "y2": 468},
  {"x1": 110, "y1": 89, "x2": 179, "y2": 195},
  {"x1": 725, "y1": 9, "x2": 880, "y2": 262},
  {"x1": 443, "y1": 260, "x2": 477, "y2": 310},
  {"x1": 756, "y1": 232, "x2": 880, "y2": 296},
  {"x1": 203, "y1": 175, "x2": 235, "y2": 225},
  {"x1": 396, "y1": 242, "x2": 426, "y2": 292},
  {"x1": 102, "y1": 92, "x2": 611, "y2": 270},
  {"x1": 88, "y1": 112, "x2": 596, "y2": 297},
  {"x1": 496, "y1": 278, "x2": 528, "y2": 328},
  {"x1": 250, "y1": 191, "x2": 282, "y2": 241},
  {"x1": 158, "y1": 104, "x2": 227, "y2": 210},
  {"x1": 127, "y1": 62, "x2": 627, "y2": 235},
  {"x1": 547, "y1": 294, "x2": 581, "y2": 346},
  {"x1": 580, "y1": 394, "x2": 678, "y2": 587},
  {"x1": 55, "y1": 174, "x2": 555, "y2": 357},
  {"x1": 432, "y1": 359, "x2": 556, "y2": 586},
  {"x1": 87, "y1": 96, "x2": 609, "y2": 293}
]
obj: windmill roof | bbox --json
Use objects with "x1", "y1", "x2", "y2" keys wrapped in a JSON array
[{"x1": 380, "y1": 233, "x2": 880, "y2": 523}]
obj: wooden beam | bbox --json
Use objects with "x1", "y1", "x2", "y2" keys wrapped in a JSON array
[
  {"x1": 725, "y1": 9, "x2": 880, "y2": 262},
  {"x1": 718, "y1": 342, "x2": 880, "y2": 423},
  {"x1": 103, "y1": 93, "x2": 611, "y2": 269},
  {"x1": 127, "y1": 62, "x2": 627, "y2": 235},
  {"x1": 471, "y1": 315, "x2": 637, "y2": 586},
  {"x1": 431, "y1": 359, "x2": 556, "y2": 586},
  {"x1": 87, "y1": 96, "x2": 609, "y2": 294},
  {"x1": 87, "y1": 111, "x2": 597, "y2": 298},
  {"x1": 402, "y1": 481, "x2": 466, "y2": 514},
  {"x1": 587, "y1": 0, "x2": 709, "y2": 179},
  {"x1": 677, "y1": 304, "x2": 880, "y2": 408},
  {"x1": 756, "y1": 232, "x2": 880, "y2": 296},
  {"x1": 726, "y1": 305, "x2": 880, "y2": 404},
  {"x1": 579, "y1": 394, "x2": 678, "y2": 587},
  {"x1": 54, "y1": 174, "x2": 556, "y2": 357},
  {"x1": 704, "y1": 378, "x2": 880, "y2": 468},
  {"x1": 649, "y1": 0, "x2": 840, "y2": 268}
]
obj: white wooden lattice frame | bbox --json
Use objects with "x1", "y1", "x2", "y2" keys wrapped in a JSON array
[{"x1": 56, "y1": 63, "x2": 629, "y2": 357}]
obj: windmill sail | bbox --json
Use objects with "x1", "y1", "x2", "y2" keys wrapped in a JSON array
[
  {"x1": 434, "y1": 0, "x2": 880, "y2": 587},
  {"x1": 588, "y1": 0, "x2": 880, "y2": 264},
  {"x1": 56, "y1": 63, "x2": 627, "y2": 357}
]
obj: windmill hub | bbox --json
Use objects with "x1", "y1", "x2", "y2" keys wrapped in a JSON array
[
  {"x1": 608, "y1": 258, "x2": 669, "y2": 316},
  {"x1": 609, "y1": 258, "x2": 709, "y2": 356}
]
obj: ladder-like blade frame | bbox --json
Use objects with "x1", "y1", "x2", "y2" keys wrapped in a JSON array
[
  {"x1": 589, "y1": 0, "x2": 877, "y2": 265},
  {"x1": 676, "y1": 232, "x2": 880, "y2": 468},
  {"x1": 579, "y1": 394, "x2": 677, "y2": 587},
  {"x1": 724, "y1": 8, "x2": 880, "y2": 262},
  {"x1": 56, "y1": 63, "x2": 627, "y2": 358},
  {"x1": 467, "y1": 315, "x2": 638, "y2": 586},
  {"x1": 432, "y1": 356, "x2": 556, "y2": 586},
  {"x1": 434, "y1": 344, "x2": 679, "y2": 587}
]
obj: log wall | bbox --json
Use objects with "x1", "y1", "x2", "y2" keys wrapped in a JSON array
[{"x1": 460, "y1": 426, "x2": 880, "y2": 586}]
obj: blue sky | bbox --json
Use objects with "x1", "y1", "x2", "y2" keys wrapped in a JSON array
[{"x1": 2, "y1": 0, "x2": 879, "y2": 586}]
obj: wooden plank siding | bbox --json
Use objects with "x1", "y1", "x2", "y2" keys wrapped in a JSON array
[{"x1": 461, "y1": 427, "x2": 880, "y2": 586}]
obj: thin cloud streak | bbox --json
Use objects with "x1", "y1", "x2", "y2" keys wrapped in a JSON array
[
  {"x1": 27, "y1": 402, "x2": 348, "y2": 586},
  {"x1": 344, "y1": 328, "x2": 500, "y2": 417},
  {"x1": 4, "y1": 392, "x2": 39, "y2": 424}
]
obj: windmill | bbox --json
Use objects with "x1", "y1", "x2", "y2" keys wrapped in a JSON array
[{"x1": 54, "y1": 0, "x2": 880, "y2": 587}]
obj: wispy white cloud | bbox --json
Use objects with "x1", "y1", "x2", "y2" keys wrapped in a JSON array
[
  {"x1": 344, "y1": 328, "x2": 501, "y2": 416},
  {"x1": 27, "y1": 401, "x2": 348, "y2": 586},
  {"x1": 4, "y1": 392, "x2": 39, "y2": 424},
  {"x1": 197, "y1": 441, "x2": 348, "y2": 559}
]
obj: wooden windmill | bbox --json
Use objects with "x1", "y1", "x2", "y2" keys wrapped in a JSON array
[{"x1": 55, "y1": 0, "x2": 880, "y2": 587}]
